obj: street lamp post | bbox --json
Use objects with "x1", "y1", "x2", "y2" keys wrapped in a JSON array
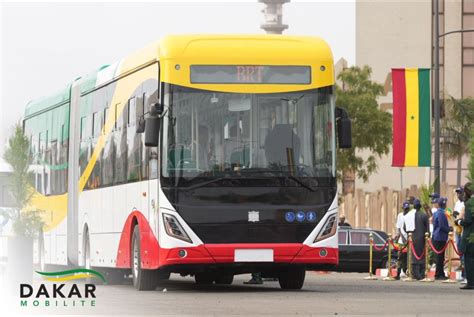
[{"x1": 433, "y1": 0, "x2": 474, "y2": 194}]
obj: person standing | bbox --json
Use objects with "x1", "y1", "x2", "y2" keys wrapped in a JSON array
[
  {"x1": 455, "y1": 182, "x2": 474, "y2": 290},
  {"x1": 395, "y1": 201, "x2": 410, "y2": 279},
  {"x1": 432, "y1": 197, "x2": 450, "y2": 280},
  {"x1": 453, "y1": 187, "x2": 465, "y2": 281},
  {"x1": 338, "y1": 216, "x2": 351, "y2": 228},
  {"x1": 428, "y1": 193, "x2": 440, "y2": 234},
  {"x1": 410, "y1": 199, "x2": 430, "y2": 280}
]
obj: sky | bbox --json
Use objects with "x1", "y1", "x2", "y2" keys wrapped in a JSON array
[{"x1": 0, "y1": 0, "x2": 355, "y2": 158}]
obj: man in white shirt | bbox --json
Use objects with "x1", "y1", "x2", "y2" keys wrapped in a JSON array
[
  {"x1": 404, "y1": 206, "x2": 416, "y2": 233},
  {"x1": 395, "y1": 201, "x2": 410, "y2": 279}
]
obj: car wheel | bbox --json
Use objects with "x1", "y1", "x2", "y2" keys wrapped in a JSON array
[{"x1": 278, "y1": 267, "x2": 305, "y2": 290}]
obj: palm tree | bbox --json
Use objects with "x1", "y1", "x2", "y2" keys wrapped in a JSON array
[{"x1": 441, "y1": 97, "x2": 474, "y2": 186}]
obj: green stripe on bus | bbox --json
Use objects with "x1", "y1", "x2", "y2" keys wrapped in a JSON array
[{"x1": 418, "y1": 69, "x2": 431, "y2": 167}]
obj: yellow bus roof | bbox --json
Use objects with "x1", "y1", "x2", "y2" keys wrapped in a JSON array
[{"x1": 157, "y1": 34, "x2": 334, "y2": 93}]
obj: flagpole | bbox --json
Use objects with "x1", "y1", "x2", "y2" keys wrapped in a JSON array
[
  {"x1": 433, "y1": 0, "x2": 473, "y2": 194},
  {"x1": 433, "y1": 0, "x2": 440, "y2": 194}
]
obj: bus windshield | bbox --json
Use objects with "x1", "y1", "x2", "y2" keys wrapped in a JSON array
[{"x1": 161, "y1": 85, "x2": 335, "y2": 184}]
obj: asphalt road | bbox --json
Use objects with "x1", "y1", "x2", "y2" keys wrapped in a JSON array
[{"x1": 3, "y1": 272, "x2": 473, "y2": 316}]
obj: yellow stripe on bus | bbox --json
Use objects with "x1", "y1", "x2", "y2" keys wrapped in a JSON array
[{"x1": 404, "y1": 68, "x2": 419, "y2": 166}]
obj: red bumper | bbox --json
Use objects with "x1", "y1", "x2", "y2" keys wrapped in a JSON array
[{"x1": 158, "y1": 243, "x2": 338, "y2": 267}]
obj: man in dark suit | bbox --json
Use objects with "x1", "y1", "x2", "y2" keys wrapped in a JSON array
[
  {"x1": 455, "y1": 182, "x2": 474, "y2": 290},
  {"x1": 410, "y1": 199, "x2": 430, "y2": 280}
]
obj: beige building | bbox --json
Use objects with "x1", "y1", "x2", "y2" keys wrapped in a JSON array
[{"x1": 353, "y1": 0, "x2": 473, "y2": 192}]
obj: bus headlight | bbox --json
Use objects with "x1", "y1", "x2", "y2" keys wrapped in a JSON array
[
  {"x1": 314, "y1": 214, "x2": 337, "y2": 243},
  {"x1": 162, "y1": 213, "x2": 192, "y2": 243}
]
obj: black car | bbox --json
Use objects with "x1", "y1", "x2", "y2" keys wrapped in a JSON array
[{"x1": 336, "y1": 227, "x2": 397, "y2": 273}]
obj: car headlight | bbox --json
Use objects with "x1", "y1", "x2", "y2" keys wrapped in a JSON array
[
  {"x1": 314, "y1": 214, "x2": 337, "y2": 243},
  {"x1": 162, "y1": 213, "x2": 192, "y2": 243}
]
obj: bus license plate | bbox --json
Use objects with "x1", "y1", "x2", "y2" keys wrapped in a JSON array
[{"x1": 234, "y1": 249, "x2": 274, "y2": 262}]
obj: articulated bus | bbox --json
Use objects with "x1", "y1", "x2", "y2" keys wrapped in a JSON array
[{"x1": 24, "y1": 35, "x2": 351, "y2": 290}]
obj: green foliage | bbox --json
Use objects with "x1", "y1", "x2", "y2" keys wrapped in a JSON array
[
  {"x1": 2, "y1": 123, "x2": 44, "y2": 238},
  {"x1": 336, "y1": 65, "x2": 393, "y2": 182},
  {"x1": 4, "y1": 124, "x2": 34, "y2": 207},
  {"x1": 469, "y1": 128, "x2": 474, "y2": 184},
  {"x1": 442, "y1": 97, "x2": 474, "y2": 159},
  {"x1": 419, "y1": 182, "x2": 435, "y2": 211}
]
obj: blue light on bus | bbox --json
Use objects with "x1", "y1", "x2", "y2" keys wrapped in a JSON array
[
  {"x1": 306, "y1": 211, "x2": 317, "y2": 222},
  {"x1": 285, "y1": 212, "x2": 296, "y2": 223},
  {"x1": 296, "y1": 211, "x2": 306, "y2": 222}
]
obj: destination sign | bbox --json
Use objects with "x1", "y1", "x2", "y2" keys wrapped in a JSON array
[{"x1": 190, "y1": 65, "x2": 311, "y2": 84}]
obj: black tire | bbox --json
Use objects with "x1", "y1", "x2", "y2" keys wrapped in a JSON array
[
  {"x1": 214, "y1": 273, "x2": 234, "y2": 285},
  {"x1": 278, "y1": 268, "x2": 305, "y2": 290},
  {"x1": 132, "y1": 225, "x2": 158, "y2": 291},
  {"x1": 195, "y1": 272, "x2": 215, "y2": 285},
  {"x1": 156, "y1": 270, "x2": 171, "y2": 286}
]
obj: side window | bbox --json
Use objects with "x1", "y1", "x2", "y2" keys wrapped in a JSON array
[
  {"x1": 44, "y1": 130, "x2": 51, "y2": 195},
  {"x1": 373, "y1": 233, "x2": 385, "y2": 245},
  {"x1": 338, "y1": 231, "x2": 348, "y2": 245},
  {"x1": 128, "y1": 97, "x2": 136, "y2": 126},
  {"x1": 92, "y1": 112, "x2": 102, "y2": 137},
  {"x1": 37, "y1": 132, "x2": 43, "y2": 194},
  {"x1": 114, "y1": 103, "x2": 127, "y2": 184},
  {"x1": 103, "y1": 107, "x2": 108, "y2": 131},
  {"x1": 127, "y1": 96, "x2": 140, "y2": 182},
  {"x1": 350, "y1": 231, "x2": 371, "y2": 245}
]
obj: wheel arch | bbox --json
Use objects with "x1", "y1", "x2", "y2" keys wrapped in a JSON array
[{"x1": 116, "y1": 210, "x2": 160, "y2": 269}]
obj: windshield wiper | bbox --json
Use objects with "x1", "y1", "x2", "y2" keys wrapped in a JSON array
[{"x1": 287, "y1": 175, "x2": 315, "y2": 192}]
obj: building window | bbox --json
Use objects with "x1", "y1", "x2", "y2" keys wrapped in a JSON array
[{"x1": 463, "y1": 0, "x2": 474, "y2": 97}]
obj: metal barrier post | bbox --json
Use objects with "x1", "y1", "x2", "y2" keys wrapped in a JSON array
[
  {"x1": 364, "y1": 232, "x2": 377, "y2": 280},
  {"x1": 443, "y1": 232, "x2": 456, "y2": 283},
  {"x1": 420, "y1": 232, "x2": 434, "y2": 282},
  {"x1": 383, "y1": 234, "x2": 395, "y2": 281},
  {"x1": 403, "y1": 233, "x2": 415, "y2": 282}
]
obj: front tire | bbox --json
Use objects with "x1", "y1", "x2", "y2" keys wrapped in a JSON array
[
  {"x1": 278, "y1": 268, "x2": 305, "y2": 290},
  {"x1": 132, "y1": 225, "x2": 158, "y2": 290}
]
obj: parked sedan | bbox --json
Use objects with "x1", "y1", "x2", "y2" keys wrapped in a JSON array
[{"x1": 336, "y1": 227, "x2": 397, "y2": 273}]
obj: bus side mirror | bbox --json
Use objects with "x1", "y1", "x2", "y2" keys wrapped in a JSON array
[
  {"x1": 137, "y1": 103, "x2": 164, "y2": 134},
  {"x1": 336, "y1": 107, "x2": 352, "y2": 149},
  {"x1": 144, "y1": 117, "x2": 160, "y2": 147}
]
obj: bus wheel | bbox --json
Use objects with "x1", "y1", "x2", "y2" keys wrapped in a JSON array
[
  {"x1": 131, "y1": 225, "x2": 158, "y2": 291},
  {"x1": 157, "y1": 270, "x2": 171, "y2": 282},
  {"x1": 278, "y1": 268, "x2": 305, "y2": 290},
  {"x1": 214, "y1": 273, "x2": 233, "y2": 285},
  {"x1": 195, "y1": 272, "x2": 214, "y2": 285}
]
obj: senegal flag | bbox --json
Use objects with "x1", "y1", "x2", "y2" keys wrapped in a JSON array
[{"x1": 391, "y1": 68, "x2": 431, "y2": 167}]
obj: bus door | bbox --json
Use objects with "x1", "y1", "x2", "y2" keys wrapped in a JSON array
[{"x1": 147, "y1": 148, "x2": 160, "y2": 235}]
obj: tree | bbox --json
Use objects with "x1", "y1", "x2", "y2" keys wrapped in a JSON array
[
  {"x1": 469, "y1": 128, "x2": 474, "y2": 183},
  {"x1": 441, "y1": 97, "x2": 474, "y2": 186},
  {"x1": 1, "y1": 123, "x2": 43, "y2": 238},
  {"x1": 336, "y1": 65, "x2": 393, "y2": 183}
]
